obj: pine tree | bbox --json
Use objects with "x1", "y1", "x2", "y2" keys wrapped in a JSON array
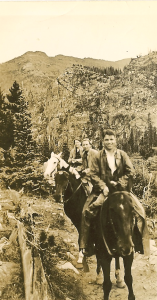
[
  {"x1": 2, "y1": 82, "x2": 37, "y2": 191},
  {"x1": 129, "y1": 128, "x2": 134, "y2": 153},
  {"x1": 13, "y1": 95, "x2": 35, "y2": 167},
  {"x1": 40, "y1": 134, "x2": 51, "y2": 163},
  {"x1": 5, "y1": 81, "x2": 23, "y2": 149},
  {"x1": 0, "y1": 89, "x2": 13, "y2": 150},
  {"x1": 7, "y1": 81, "x2": 22, "y2": 114},
  {"x1": 1, "y1": 82, "x2": 57, "y2": 195}
]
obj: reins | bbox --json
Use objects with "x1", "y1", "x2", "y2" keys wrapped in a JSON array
[
  {"x1": 100, "y1": 193, "x2": 134, "y2": 256},
  {"x1": 49, "y1": 156, "x2": 60, "y2": 176},
  {"x1": 109, "y1": 210, "x2": 118, "y2": 240},
  {"x1": 100, "y1": 203, "x2": 114, "y2": 256},
  {"x1": 63, "y1": 181, "x2": 83, "y2": 204},
  {"x1": 55, "y1": 158, "x2": 83, "y2": 204}
]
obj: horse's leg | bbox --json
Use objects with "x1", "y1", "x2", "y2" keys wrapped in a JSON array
[
  {"x1": 82, "y1": 255, "x2": 90, "y2": 272},
  {"x1": 77, "y1": 232, "x2": 84, "y2": 268},
  {"x1": 77, "y1": 250, "x2": 89, "y2": 272},
  {"x1": 101, "y1": 256, "x2": 112, "y2": 300},
  {"x1": 123, "y1": 252, "x2": 135, "y2": 300},
  {"x1": 96, "y1": 257, "x2": 103, "y2": 285},
  {"x1": 115, "y1": 257, "x2": 125, "y2": 288}
]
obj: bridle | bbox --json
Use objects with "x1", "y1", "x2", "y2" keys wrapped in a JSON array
[
  {"x1": 56, "y1": 169, "x2": 83, "y2": 204},
  {"x1": 100, "y1": 203, "x2": 115, "y2": 256},
  {"x1": 101, "y1": 194, "x2": 135, "y2": 256},
  {"x1": 49, "y1": 155, "x2": 67, "y2": 176},
  {"x1": 109, "y1": 209, "x2": 118, "y2": 240},
  {"x1": 48, "y1": 156, "x2": 60, "y2": 177},
  {"x1": 109, "y1": 205, "x2": 134, "y2": 240}
]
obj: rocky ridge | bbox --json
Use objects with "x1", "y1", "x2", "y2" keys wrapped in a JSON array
[
  {"x1": 51, "y1": 51, "x2": 157, "y2": 148},
  {"x1": 1, "y1": 51, "x2": 157, "y2": 149}
]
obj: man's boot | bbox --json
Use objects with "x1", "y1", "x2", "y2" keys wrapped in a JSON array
[{"x1": 85, "y1": 193, "x2": 106, "y2": 218}]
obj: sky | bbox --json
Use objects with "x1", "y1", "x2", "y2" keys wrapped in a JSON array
[{"x1": 0, "y1": 1, "x2": 157, "y2": 63}]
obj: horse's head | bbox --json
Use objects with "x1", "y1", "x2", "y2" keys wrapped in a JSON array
[
  {"x1": 53, "y1": 170, "x2": 70, "y2": 202},
  {"x1": 44, "y1": 152, "x2": 61, "y2": 179},
  {"x1": 44, "y1": 151, "x2": 81, "y2": 201},
  {"x1": 44, "y1": 152, "x2": 69, "y2": 181},
  {"x1": 108, "y1": 192, "x2": 135, "y2": 256},
  {"x1": 53, "y1": 167, "x2": 81, "y2": 203}
]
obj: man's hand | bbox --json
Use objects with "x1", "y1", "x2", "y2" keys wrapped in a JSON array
[
  {"x1": 72, "y1": 159, "x2": 78, "y2": 163},
  {"x1": 103, "y1": 186, "x2": 109, "y2": 197},
  {"x1": 72, "y1": 159, "x2": 81, "y2": 163},
  {"x1": 82, "y1": 168, "x2": 90, "y2": 175}
]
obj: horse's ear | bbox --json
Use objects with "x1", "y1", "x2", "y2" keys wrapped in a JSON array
[
  {"x1": 50, "y1": 152, "x2": 54, "y2": 158},
  {"x1": 57, "y1": 152, "x2": 62, "y2": 158}
]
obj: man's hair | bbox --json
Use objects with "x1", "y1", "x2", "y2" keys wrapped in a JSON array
[
  {"x1": 82, "y1": 138, "x2": 91, "y2": 144},
  {"x1": 74, "y1": 138, "x2": 81, "y2": 144},
  {"x1": 103, "y1": 129, "x2": 116, "y2": 138}
]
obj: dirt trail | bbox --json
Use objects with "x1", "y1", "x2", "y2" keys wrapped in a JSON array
[
  {"x1": 60, "y1": 218, "x2": 157, "y2": 300},
  {"x1": 32, "y1": 196, "x2": 157, "y2": 300},
  {"x1": 0, "y1": 188, "x2": 157, "y2": 300}
]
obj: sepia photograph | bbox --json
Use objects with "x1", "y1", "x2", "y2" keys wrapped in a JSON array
[{"x1": 0, "y1": 1, "x2": 157, "y2": 299}]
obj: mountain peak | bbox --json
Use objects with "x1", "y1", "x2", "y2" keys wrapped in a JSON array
[{"x1": 22, "y1": 51, "x2": 48, "y2": 57}]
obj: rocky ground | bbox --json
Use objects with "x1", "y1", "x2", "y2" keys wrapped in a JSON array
[{"x1": 0, "y1": 188, "x2": 157, "y2": 300}]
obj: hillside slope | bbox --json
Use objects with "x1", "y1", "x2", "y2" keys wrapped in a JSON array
[
  {"x1": 1, "y1": 50, "x2": 157, "y2": 150},
  {"x1": 0, "y1": 51, "x2": 130, "y2": 94},
  {"x1": 51, "y1": 51, "x2": 157, "y2": 148}
]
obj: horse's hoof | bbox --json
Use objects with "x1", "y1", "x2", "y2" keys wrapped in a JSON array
[
  {"x1": 116, "y1": 280, "x2": 126, "y2": 288},
  {"x1": 128, "y1": 295, "x2": 135, "y2": 300}
]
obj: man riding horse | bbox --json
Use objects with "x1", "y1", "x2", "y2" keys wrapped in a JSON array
[
  {"x1": 68, "y1": 138, "x2": 83, "y2": 171},
  {"x1": 68, "y1": 137, "x2": 98, "y2": 195},
  {"x1": 81, "y1": 138, "x2": 98, "y2": 196},
  {"x1": 80, "y1": 129, "x2": 150, "y2": 256}
]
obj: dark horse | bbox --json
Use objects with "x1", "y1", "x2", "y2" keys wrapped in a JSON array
[{"x1": 54, "y1": 167, "x2": 135, "y2": 300}]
